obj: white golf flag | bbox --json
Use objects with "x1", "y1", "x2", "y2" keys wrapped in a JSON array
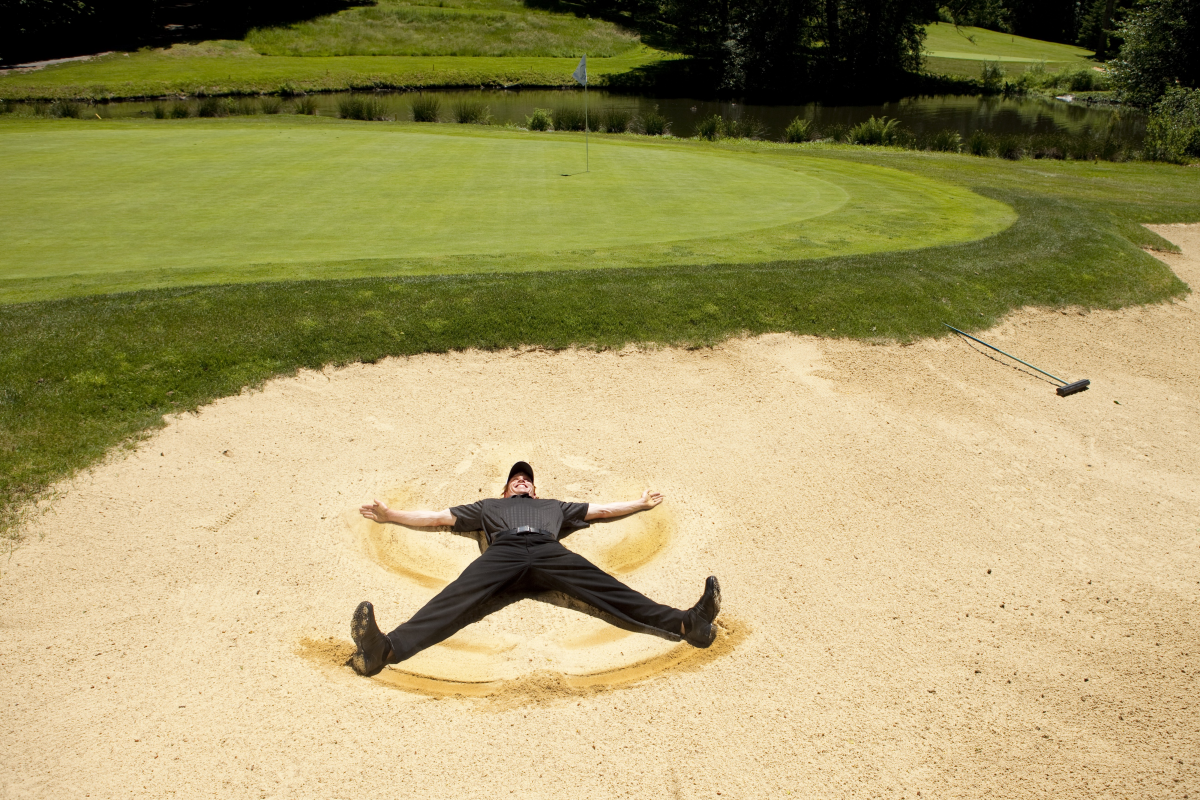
[{"x1": 572, "y1": 55, "x2": 587, "y2": 86}]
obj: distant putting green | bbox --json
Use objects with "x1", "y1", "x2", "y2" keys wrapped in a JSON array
[{"x1": 0, "y1": 117, "x2": 1014, "y2": 302}]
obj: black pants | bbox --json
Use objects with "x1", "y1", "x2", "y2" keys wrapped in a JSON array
[{"x1": 385, "y1": 532, "x2": 689, "y2": 662}]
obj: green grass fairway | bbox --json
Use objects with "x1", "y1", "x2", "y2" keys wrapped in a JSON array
[
  {"x1": 0, "y1": 117, "x2": 1014, "y2": 303},
  {"x1": 923, "y1": 22, "x2": 1096, "y2": 78}
]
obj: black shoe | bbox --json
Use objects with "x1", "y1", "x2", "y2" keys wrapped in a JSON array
[
  {"x1": 693, "y1": 575, "x2": 721, "y2": 624},
  {"x1": 683, "y1": 614, "x2": 717, "y2": 648},
  {"x1": 349, "y1": 601, "x2": 394, "y2": 677}
]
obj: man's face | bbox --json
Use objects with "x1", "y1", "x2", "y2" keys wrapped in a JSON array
[{"x1": 505, "y1": 472, "x2": 534, "y2": 497}]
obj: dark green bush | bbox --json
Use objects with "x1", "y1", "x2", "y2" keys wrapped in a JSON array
[
  {"x1": 552, "y1": 105, "x2": 587, "y2": 131},
  {"x1": 725, "y1": 116, "x2": 766, "y2": 139},
  {"x1": 600, "y1": 107, "x2": 632, "y2": 133},
  {"x1": 638, "y1": 106, "x2": 670, "y2": 136},
  {"x1": 967, "y1": 130, "x2": 994, "y2": 156},
  {"x1": 1030, "y1": 133, "x2": 1067, "y2": 159},
  {"x1": 260, "y1": 97, "x2": 283, "y2": 114},
  {"x1": 152, "y1": 102, "x2": 168, "y2": 119},
  {"x1": 50, "y1": 100, "x2": 83, "y2": 118},
  {"x1": 293, "y1": 96, "x2": 318, "y2": 115},
  {"x1": 926, "y1": 129, "x2": 962, "y2": 152},
  {"x1": 452, "y1": 99, "x2": 490, "y2": 124},
  {"x1": 981, "y1": 62, "x2": 1006, "y2": 93},
  {"x1": 197, "y1": 97, "x2": 228, "y2": 117},
  {"x1": 338, "y1": 95, "x2": 391, "y2": 121},
  {"x1": 410, "y1": 94, "x2": 440, "y2": 123},
  {"x1": 526, "y1": 108, "x2": 552, "y2": 131},
  {"x1": 1144, "y1": 86, "x2": 1200, "y2": 162},
  {"x1": 821, "y1": 122, "x2": 849, "y2": 142},
  {"x1": 783, "y1": 117, "x2": 813, "y2": 143},
  {"x1": 995, "y1": 134, "x2": 1026, "y2": 159},
  {"x1": 849, "y1": 115, "x2": 903, "y2": 145},
  {"x1": 695, "y1": 114, "x2": 724, "y2": 140},
  {"x1": 169, "y1": 102, "x2": 190, "y2": 118},
  {"x1": 232, "y1": 97, "x2": 259, "y2": 116}
]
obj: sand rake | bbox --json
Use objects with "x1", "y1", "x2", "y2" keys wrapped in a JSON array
[{"x1": 943, "y1": 324, "x2": 1090, "y2": 397}]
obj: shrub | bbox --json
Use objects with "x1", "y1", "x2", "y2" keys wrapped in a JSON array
[
  {"x1": 50, "y1": 100, "x2": 83, "y2": 118},
  {"x1": 232, "y1": 97, "x2": 259, "y2": 116},
  {"x1": 725, "y1": 116, "x2": 766, "y2": 139},
  {"x1": 695, "y1": 114, "x2": 725, "y2": 140},
  {"x1": 197, "y1": 97, "x2": 228, "y2": 117},
  {"x1": 926, "y1": 129, "x2": 962, "y2": 152},
  {"x1": 1066, "y1": 131, "x2": 1100, "y2": 160},
  {"x1": 1144, "y1": 86, "x2": 1200, "y2": 162},
  {"x1": 638, "y1": 106, "x2": 669, "y2": 136},
  {"x1": 967, "y1": 130, "x2": 994, "y2": 156},
  {"x1": 410, "y1": 94, "x2": 440, "y2": 122},
  {"x1": 995, "y1": 133, "x2": 1026, "y2": 159},
  {"x1": 152, "y1": 102, "x2": 168, "y2": 119},
  {"x1": 821, "y1": 122, "x2": 849, "y2": 142},
  {"x1": 552, "y1": 105, "x2": 587, "y2": 131},
  {"x1": 1066, "y1": 68, "x2": 1103, "y2": 92},
  {"x1": 30, "y1": 102, "x2": 49, "y2": 116},
  {"x1": 169, "y1": 102, "x2": 190, "y2": 118},
  {"x1": 600, "y1": 107, "x2": 632, "y2": 133},
  {"x1": 339, "y1": 95, "x2": 390, "y2": 121},
  {"x1": 1030, "y1": 133, "x2": 1067, "y2": 159},
  {"x1": 0, "y1": 100, "x2": 9, "y2": 114},
  {"x1": 783, "y1": 117, "x2": 813, "y2": 143},
  {"x1": 293, "y1": 96, "x2": 318, "y2": 115},
  {"x1": 452, "y1": 98, "x2": 490, "y2": 124},
  {"x1": 260, "y1": 97, "x2": 282, "y2": 114},
  {"x1": 526, "y1": 108, "x2": 552, "y2": 131},
  {"x1": 848, "y1": 115, "x2": 902, "y2": 146},
  {"x1": 981, "y1": 62, "x2": 1006, "y2": 93}
]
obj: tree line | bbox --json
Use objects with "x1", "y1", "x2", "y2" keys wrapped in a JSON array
[{"x1": 2, "y1": 0, "x2": 1196, "y2": 109}]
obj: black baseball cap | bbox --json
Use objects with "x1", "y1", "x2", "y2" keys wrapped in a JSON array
[{"x1": 507, "y1": 461, "x2": 534, "y2": 484}]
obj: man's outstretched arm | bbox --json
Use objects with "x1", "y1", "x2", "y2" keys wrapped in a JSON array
[
  {"x1": 360, "y1": 499, "x2": 455, "y2": 527},
  {"x1": 585, "y1": 489, "x2": 664, "y2": 521}
]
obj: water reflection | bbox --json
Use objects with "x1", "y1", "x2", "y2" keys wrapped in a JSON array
[{"x1": 54, "y1": 89, "x2": 1144, "y2": 140}]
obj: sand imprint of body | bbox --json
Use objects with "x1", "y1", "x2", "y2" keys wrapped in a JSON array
[{"x1": 330, "y1": 450, "x2": 740, "y2": 697}]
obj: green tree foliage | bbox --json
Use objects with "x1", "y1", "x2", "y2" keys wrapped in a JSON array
[
  {"x1": 1108, "y1": 0, "x2": 1199, "y2": 106},
  {"x1": 647, "y1": 0, "x2": 937, "y2": 97},
  {"x1": 1144, "y1": 85, "x2": 1200, "y2": 160},
  {"x1": 1076, "y1": 0, "x2": 1134, "y2": 60},
  {"x1": 0, "y1": 0, "x2": 158, "y2": 64}
]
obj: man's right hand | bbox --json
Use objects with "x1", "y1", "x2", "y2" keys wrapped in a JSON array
[{"x1": 360, "y1": 499, "x2": 391, "y2": 522}]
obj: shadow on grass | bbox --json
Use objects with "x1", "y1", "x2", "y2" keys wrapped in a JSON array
[{"x1": 0, "y1": 188, "x2": 1189, "y2": 541}]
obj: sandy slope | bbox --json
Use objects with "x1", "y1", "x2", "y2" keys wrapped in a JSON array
[{"x1": 2, "y1": 226, "x2": 1198, "y2": 800}]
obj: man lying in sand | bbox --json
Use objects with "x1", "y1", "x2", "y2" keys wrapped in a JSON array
[{"x1": 349, "y1": 461, "x2": 721, "y2": 676}]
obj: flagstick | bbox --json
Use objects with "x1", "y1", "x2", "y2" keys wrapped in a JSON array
[{"x1": 584, "y1": 68, "x2": 589, "y2": 173}]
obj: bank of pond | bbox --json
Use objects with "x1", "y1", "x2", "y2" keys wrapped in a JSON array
[{"x1": 1, "y1": 89, "x2": 1151, "y2": 163}]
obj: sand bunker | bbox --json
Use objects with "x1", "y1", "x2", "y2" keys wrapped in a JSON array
[{"x1": 2, "y1": 225, "x2": 1198, "y2": 798}]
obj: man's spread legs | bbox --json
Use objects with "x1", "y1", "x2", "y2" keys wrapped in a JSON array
[{"x1": 524, "y1": 539, "x2": 720, "y2": 646}]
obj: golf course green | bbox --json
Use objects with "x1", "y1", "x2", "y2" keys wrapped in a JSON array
[{"x1": 0, "y1": 117, "x2": 1013, "y2": 301}]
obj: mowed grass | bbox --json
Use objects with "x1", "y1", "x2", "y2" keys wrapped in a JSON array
[
  {"x1": 2, "y1": 123, "x2": 1198, "y2": 542},
  {"x1": 0, "y1": 45, "x2": 670, "y2": 101},
  {"x1": 0, "y1": 117, "x2": 1014, "y2": 303},
  {"x1": 245, "y1": 0, "x2": 640, "y2": 57},
  {"x1": 923, "y1": 22, "x2": 1096, "y2": 78}
]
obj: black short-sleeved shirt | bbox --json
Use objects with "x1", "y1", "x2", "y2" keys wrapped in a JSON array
[{"x1": 449, "y1": 495, "x2": 590, "y2": 541}]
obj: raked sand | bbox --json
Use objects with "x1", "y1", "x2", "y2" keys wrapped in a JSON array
[{"x1": 2, "y1": 226, "x2": 1198, "y2": 799}]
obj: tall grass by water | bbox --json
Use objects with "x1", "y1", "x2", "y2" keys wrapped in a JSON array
[
  {"x1": 552, "y1": 105, "x2": 587, "y2": 132},
  {"x1": 338, "y1": 95, "x2": 392, "y2": 121},
  {"x1": 452, "y1": 98, "x2": 490, "y2": 125},
  {"x1": 526, "y1": 108, "x2": 552, "y2": 131},
  {"x1": 600, "y1": 107, "x2": 632, "y2": 133},
  {"x1": 410, "y1": 94, "x2": 441, "y2": 122}
]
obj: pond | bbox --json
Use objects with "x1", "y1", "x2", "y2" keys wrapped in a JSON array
[{"x1": 16, "y1": 89, "x2": 1145, "y2": 141}]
